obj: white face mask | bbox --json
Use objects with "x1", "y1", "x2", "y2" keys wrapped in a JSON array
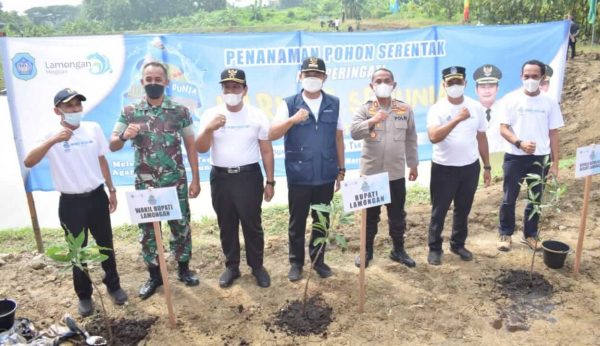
[
  {"x1": 222, "y1": 93, "x2": 243, "y2": 107},
  {"x1": 301, "y1": 77, "x2": 323, "y2": 93},
  {"x1": 522, "y1": 78, "x2": 540, "y2": 93},
  {"x1": 445, "y1": 84, "x2": 465, "y2": 99},
  {"x1": 373, "y1": 83, "x2": 394, "y2": 98},
  {"x1": 62, "y1": 111, "x2": 83, "y2": 126}
]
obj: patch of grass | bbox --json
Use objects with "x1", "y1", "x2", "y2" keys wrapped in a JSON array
[
  {"x1": 406, "y1": 185, "x2": 430, "y2": 205},
  {"x1": 111, "y1": 223, "x2": 140, "y2": 242},
  {"x1": 559, "y1": 155, "x2": 575, "y2": 170},
  {"x1": 0, "y1": 227, "x2": 63, "y2": 253},
  {"x1": 262, "y1": 204, "x2": 291, "y2": 236}
]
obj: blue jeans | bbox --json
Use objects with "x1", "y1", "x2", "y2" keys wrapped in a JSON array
[{"x1": 498, "y1": 153, "x2": 548, "y2": 238}]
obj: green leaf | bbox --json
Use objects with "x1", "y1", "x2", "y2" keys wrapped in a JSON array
[
  {"x1": 46, "y1": 245, "x2": 72, "y2": 262},
  {"x1": 310, "y1": 203, "x2": 331, "y2": 213},
  {"x1": 334, "y1": 234, "x2": 348, "y2": 250},
  {"x1": 313, "y1": 237, "x2": 327, "y2": 246}
]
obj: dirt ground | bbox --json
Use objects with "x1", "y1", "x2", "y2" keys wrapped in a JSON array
[{"x1": 1, "y1": 54, "x2": 600, "y2": 346}]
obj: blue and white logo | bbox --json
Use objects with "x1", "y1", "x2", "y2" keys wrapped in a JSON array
[
  {"x1": 12, "y1": 53, "x2": 37, "y2": 81},
  {"x1": 87, "y1": 53, "x2": 112, "y2": 75}
]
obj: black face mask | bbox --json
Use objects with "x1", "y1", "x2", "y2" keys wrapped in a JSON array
[{"x1": 144, "y1": 84, "x2": 165, "y2": 99}]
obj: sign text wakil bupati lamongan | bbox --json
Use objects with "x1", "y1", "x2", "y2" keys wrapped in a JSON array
[
  {"x1": 341, "y1": 172, "x2": 391, "y2": 213},
  {"x1": 126, "y1": 186, "x2": 182, "y2": 224},
  {"x1": 575, "y1": 144, "x2": 600, "y2": 178}
]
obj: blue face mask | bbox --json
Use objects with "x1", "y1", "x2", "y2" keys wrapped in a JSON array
[{"x1": 62, "y1": 111, "x2": 83, "y2": 126}]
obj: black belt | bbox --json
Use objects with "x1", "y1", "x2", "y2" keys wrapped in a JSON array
[
  {"x1": 212, "y1": 163, "x2": 260, "y2": 174},
  {"x1": 61, "y1": 184, "x2": 104, "y2": 199}
]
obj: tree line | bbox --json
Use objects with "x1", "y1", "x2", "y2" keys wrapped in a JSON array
[{"x1": 0, "y1": 0, "x2": 597, "y2": 41}]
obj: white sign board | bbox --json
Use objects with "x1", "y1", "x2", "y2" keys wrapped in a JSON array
[
  {"x1": 341, "y1": 172, "x2": 391, "y2": 213},
  {"x1": 126, "y1": 187, "x2": 182, "y2": 224},
  {"x1": 575, "y1": 144, "x2": 600, "y2": 178}
]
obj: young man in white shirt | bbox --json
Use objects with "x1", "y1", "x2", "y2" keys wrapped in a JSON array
[
  {"x1": 497, "y1": 60, "x2": 564, "y2": 251},
  {"x1": 196, "y1": 68, "x2": 274, "y2": 288},
  {"x1": 426, "y1": 66, "x2": 491, "y2": 265},
  {"x1": 24, "y1": 88, "x2": 127, "y2": 316}
]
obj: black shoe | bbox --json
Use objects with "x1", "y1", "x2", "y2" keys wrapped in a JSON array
[
  {"x1": 78, "y1": 298, "x2": 94, "y2": 317},
  {"x1": 313, "y1": 263, "x2": 333, "y2": 278},
  {"x1": 354, "y1": 253, "x2": 373, "y2": 268},
  {"x1": 427, "y1": 250, "x2": 442, "y2": 266},
  {"x1": 252, "y1": 267, "x2": 271, "y2": 288},
  {"x1": 139, "y1": 277, "x2": 162, "y2": 300},
  {"x1": 450, "y1": 247, "x2": 473, "y2": 261},
  {"x1": 109, "y1": 288, "x2": 128, "y2": 305},
  {"x1": 288, "y1": 265, "x2": 303, "y2": 282},
  {"x1": 219, "y1": 267, "x2": 241, "y2": 288},
  {"x1": 389, "y1": 248, "x2": 416, "y2": 268},
  {"x1": 178, "y1": 262, "x2": 200, "y2": 286}
]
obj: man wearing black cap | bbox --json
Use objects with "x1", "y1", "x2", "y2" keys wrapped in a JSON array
[
  {"x1": 269, "y1": 57, "x2": 345, "y2": 281},
  {"x1": 426, "y1": 66, "x2": 491, "y2": 265},
  {"x1": 24, "y1": 88, "x2": 127, "y2": 316},
  {"x1": 109, "y1": 61, "x2": 200, "y2": 300},
  {"x1": 473, "y1": 64, "x2": 504, "y2": 154},
  {"x1": 196, "y1": 68, "x2": 274, "y2": 288}
]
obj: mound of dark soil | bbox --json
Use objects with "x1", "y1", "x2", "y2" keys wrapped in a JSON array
[
  {"x1": 273, "y1": 294, "x2": 333, "y2": 337},
  {"x1": 85, "y1": 315, "x2": 158, "y2": 346},
  {"x1": 492, "y1": 269, "x2": 555, "y2": 332}
]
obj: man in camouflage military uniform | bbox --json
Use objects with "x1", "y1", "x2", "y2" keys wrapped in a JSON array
[
  {"x1": 110, "y1": 61, "x2": 201, "y2": 299},
  {"x1": 350, "y1": 68, "x2": 418, "y2": 268}
]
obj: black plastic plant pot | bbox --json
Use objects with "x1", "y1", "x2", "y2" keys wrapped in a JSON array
[
  {"x1": 542, "y1": 240, "x2": 570, "y2": 269},
  {"x1": 0, "y1": 298, "x2": 17, "y2": 332}
]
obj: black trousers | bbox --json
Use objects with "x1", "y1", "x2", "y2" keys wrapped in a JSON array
[
  {"x1": 366, "y1": 178, "x2": 407, "y2": 253},
  {"x1": 58, "y1": 184, "x2": 120, "y2": 300},
  {"x1": 428, "y1": 160, "x2": 480, "y2": 251},
  {"x1": 287, "y1": 182, "x2": 335, "y2": 267},
  {"x1": 210, "y1": 165, "x2": 265, "y2": 270},
  {"x1": 568, "y1": 39, "x2": 576, "y2": 59}
]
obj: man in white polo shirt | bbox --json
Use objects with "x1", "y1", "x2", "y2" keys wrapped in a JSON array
[
  {"x1": 23, "y1": 88, "x2": 127, "y2": 316},
  {"x1": 496, "y1": 60, "x2": 564, "y2": 252},
  {"x1": 426, "y1": 66, "x2": 491, "y2": 265},
  {"x1": 196, "y1": 68, "x2": 275, "y2": 288}
]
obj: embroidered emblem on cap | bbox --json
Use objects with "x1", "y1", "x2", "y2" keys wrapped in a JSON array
[
  {"x1": 228, "y1": 69, "x2": 237, "y2": 78},
  {"x1": 450, "y1": 67, "x2": 457, "y2": 74},
  {"x1": 483, "y1": 65, "x2": 493, "y2": 76}
]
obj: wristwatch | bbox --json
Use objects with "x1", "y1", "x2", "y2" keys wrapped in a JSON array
[
  {"x1": 266, "y1": 180, "x2": 276, "y2": 187},
  {"x1": 118, "y1": 131, "x2": 127, "y2": 142},
  {"x1": 483, "y1": 165, "x2": 492, "y2": 170},
  {"x1": 108, "y1": 186, "x2": 117, "y2": 193},
  {"x1": 514, "y1": 140, "x2": 522, "y2": 149}
]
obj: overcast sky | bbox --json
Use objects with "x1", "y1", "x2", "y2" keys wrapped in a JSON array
[{"x1": 2, "y1": 0, "x2": 82, "y2": 14}]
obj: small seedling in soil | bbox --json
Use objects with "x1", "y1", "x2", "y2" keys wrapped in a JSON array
[
  {"x1": 523, "y1": 156, "x2": 566, "y2": 284},
  {"x1": 275, "y1": 196, "x2": 351, "y2": 336},
  {"x1": 46, "y1": 229, "x2": 114, "y2": 341}
]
